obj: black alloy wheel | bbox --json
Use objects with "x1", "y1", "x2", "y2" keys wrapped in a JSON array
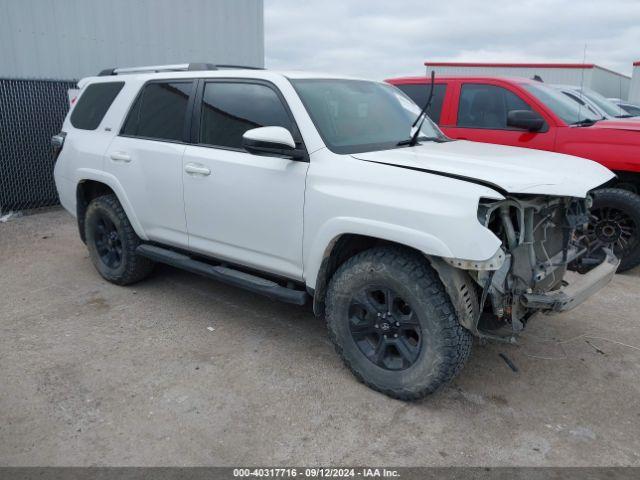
[
  {"x1": 84, "y1": 194, "x2": 154, "y2": 285},
  {"x1": 93, "y1": 213, "x2": 123, "y2": 269},
  {"x1": 587, "y1": 206, "x2": 637, "y2": 258},
  {"x1": 348, "y1": 287, "x2": 422, "y2": 371},
  {"x1": 583, "y1": 188, "x2": 640, "y2": 272},
  {"x1": 325, "y1": 246, "x2": 472, "y2": 400}
]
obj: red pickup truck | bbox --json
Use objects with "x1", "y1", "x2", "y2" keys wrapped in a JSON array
[{"x1": 386, "y1": 75, "x2": 640, "y2": 272}]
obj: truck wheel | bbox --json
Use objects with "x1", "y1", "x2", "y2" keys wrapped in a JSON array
[
  {"x1": 84, "y1": 194, "x2": 154, "y2": 285},
  {"x1": 587, "y1": 188, "x2": 640, "y2": 272},
  {"x1": 325, "y1": 247, "x2": 472, "y2": 400}
]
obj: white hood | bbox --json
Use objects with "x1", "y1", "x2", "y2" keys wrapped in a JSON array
[{"x1": 351, "y1": 140, "x2": 614, "y2": 198}]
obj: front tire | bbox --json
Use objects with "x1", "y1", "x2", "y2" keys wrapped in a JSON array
[
  {"x1": 325, "y1": 247, "x2": 472, "y2": 400},
  {"x1": 587, "y1": 188, "x2": 640, "y2": 273},
  {"x1": 84, "y1": 194, "x2": 154, "y2": 285}
]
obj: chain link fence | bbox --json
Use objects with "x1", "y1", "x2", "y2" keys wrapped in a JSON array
[{"x1": 1, "y1": 78, "x2": 77, "y2": 213}]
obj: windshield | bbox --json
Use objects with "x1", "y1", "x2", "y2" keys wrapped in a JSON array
[
  {"x1": 523, "y1": 83, "x2": 600, "y2": 125},
  {"x1": 291, "y1": 79, "x2": 445, "y2": 154},
  {"x1": 621, "y1": 103, "x2": 640, "y2": 116},
  {"x1": 579, "y1": 87, "x2": 627, "y2": 117}
]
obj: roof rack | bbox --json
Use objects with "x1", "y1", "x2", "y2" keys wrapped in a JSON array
[{"x1": 98, "y1": 63, "x2": 264, "y2": 76}]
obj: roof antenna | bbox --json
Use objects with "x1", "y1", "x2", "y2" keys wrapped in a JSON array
[
  {"x1": 532, "y1": 75, "x2": 543, "y2": 82},
  {"x1": 577, "y1": 44, "x2": 588, "y2": 120}
]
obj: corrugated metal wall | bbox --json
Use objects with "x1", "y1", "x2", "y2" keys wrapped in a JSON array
[
  {"x1": 424, "y1": 65, "x2": 630, "y2": 99},
  {"x1": 590, "y1": 68, "x2": 630, "y2": 99},
  {"x1": 0, "y1": 0, "x2": 264, "y2": 80},
  {"x1": 630, "y1": 64, "x2": 640, "y2": 103}
]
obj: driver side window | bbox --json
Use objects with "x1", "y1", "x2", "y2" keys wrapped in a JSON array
[
  {"x1": 199, "y1": 82, "x2": 294, "y2": 150},
  {"x1": 457, "y1": 84, "x2": 533, "y2": 129}
]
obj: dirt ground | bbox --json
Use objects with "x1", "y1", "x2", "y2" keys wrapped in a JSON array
[{"x1": 1, "y1": 208, "x2": 639, "y2": 466}]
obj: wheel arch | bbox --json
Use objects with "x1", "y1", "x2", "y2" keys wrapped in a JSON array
[
  {"x1": 610, "y1": 170, "x2": 640, "y2": 194},
  {"x1": 309, "y1": 230, "x2": 453, "y2": 318},
  {"x1": 75, "y1": 170, "x2": 147, "y2": 243}
]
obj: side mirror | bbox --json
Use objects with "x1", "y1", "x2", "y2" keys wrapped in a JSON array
[
  {"x1": 242, "y1": 126, "x2": 306, "y2": 160},
  {"x1": 507, "y1": 110, "x2": 545, "y2": 132}
]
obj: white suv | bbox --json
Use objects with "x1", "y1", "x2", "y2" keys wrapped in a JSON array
[{"x1": 54, "y1": 63, "x2": 618, "y2": 400}]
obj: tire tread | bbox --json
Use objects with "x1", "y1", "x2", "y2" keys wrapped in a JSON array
[
  {"x1": 325, "y1": 246, "x2": 472, "y2": 400},
  {"x1": 85, "y1": 194, "x2": 154, "y2": 285}
]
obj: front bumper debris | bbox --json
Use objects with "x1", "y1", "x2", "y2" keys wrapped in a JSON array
[{"x1": 522, "y1": 249, "x2": 619, "y2": 313}]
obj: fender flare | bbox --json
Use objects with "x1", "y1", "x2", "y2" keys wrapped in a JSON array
[
  {"x1": 305, "y1": 217, "x2": 455, "y2": 291},
  {"x1": 75, "y1": 168, "x2": 148, "y2": 240}
]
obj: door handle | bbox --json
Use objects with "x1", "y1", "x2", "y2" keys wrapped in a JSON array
[
  {"x1": 110, "y1": 152, "x2": 131, "y2": 162},
  {"x1": 184, "y1": 163, "x2": 211, "y2": 176}
]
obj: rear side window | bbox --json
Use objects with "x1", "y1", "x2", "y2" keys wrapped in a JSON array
[
  {"x1": 395, "y1": 84, "x2": 447, "y2": 123},
  {"x1": 122, "y1": 81, "x2": 193, "y2": 142},
  {"x1": 199, "y1": 82, "x2": 293, "y2": 149},
  {"x1": 70, "y1": 82, "x2": 124, "y2": 130},
  {"x1": 457, "y1": 84, "x2": 533, "y2": 129}
]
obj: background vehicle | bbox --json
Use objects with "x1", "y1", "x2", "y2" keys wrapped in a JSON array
[
  {"x1": 608, "y1": 98, "x2": 640, "y2": 117},
  {"x1": 553, "y1": 85, "x2": 638, "y2": 120},
  {"x1": 387, "y1": 75, "x2": 640, "y2": 272},
  {"x1": 54, "y1": 64, "x2": 617, "y2": 400}
]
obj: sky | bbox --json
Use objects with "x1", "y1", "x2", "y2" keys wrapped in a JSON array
[{"x1": 264, "y1": 0, "x2": 640, "y2": 80}]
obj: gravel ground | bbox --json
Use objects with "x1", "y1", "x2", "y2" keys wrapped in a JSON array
[{"x1": 1, "y1": 208, "x2": 639, "y2": 466}]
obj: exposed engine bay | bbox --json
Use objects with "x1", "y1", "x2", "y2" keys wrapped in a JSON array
[{"x1": 436, "y1": 194, "x2": 620, "y2": 341}]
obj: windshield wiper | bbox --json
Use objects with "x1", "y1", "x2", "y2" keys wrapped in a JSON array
[
  {"x1": 616, "y1": 114, "x2": 633, "y2": 118},
  {"x1": 396, "y1": 136, "x2": 447, "y2": 146},
  {"x1": 571, "y1": 118, "x2": 598, "y2": 127},
  {"x1": 407, "y1": 71, "x2": 436, "y2": 147}
]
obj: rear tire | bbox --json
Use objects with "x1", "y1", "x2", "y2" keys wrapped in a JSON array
[
  {"x1": 587, "y1": 188, "x2": 640, "y2": 273},
  {"x1": 325, "y1": 246, "x2": 472, "y2": 400},
  {"x1": 84, "y1": 194, "x2": 154, "y2": 285}
]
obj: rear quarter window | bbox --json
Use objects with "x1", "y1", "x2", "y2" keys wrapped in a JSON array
[{"x1": 70, "y1": 82, "x2": 124, "y2": 130}]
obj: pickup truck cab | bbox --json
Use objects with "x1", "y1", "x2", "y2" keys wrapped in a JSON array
[
  {"x1": 387, "y1": 75, "x2": 640, "y2": 271},
  {"x1": 54, "y1": 64, "x2": 617, "y2": 400}
]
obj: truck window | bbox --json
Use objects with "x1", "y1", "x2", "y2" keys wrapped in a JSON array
[
  {"x1": 70, "y1": 82, "x2": 124, "y2": 130},
  {"x1": 121, "y1": 81, "x2": 193, "y2": 142},
  {"x1": 199, "y1": 82, "x2": 293, "y2": 150},
  {"x1": 457, "y1": 84, "x2": 532, "y2": 129},
  {"x1": 395, "y1": 84, "x2": 447, "y2": 123}
]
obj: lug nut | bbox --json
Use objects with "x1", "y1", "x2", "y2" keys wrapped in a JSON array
[
  {"x1": 374, "y1": 324, "x2": 379, "y2": 329},
  {"x1": 393, "y1": 333, "x2": 398, "y2": 338},
  {"x1": 395, "y1": 322, "x2": 400, "y2": 327}
]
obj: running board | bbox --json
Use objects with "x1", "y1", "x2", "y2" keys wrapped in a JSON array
[{"x1": 136, "y1": 244, "x2": 308, "y2": 305}]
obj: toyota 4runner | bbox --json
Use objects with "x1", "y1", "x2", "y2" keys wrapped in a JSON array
[{"x1": 53, "y1": 63, "x2": 618, "y2": 400}]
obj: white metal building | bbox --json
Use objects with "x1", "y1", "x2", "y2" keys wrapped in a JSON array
[
  {"x1": 629, "y1": 61, "x2": 640, "y2": 103},
  {"x1": 0, "y1": 0, "x2": 264, "y2": 80},
  {"x1": 424, "y1": 62, "x2": 631, "y2": 100}
]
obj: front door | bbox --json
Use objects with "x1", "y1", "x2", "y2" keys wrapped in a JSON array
[
  {"x1": 444, "y1": 82, "x2": 556, "y2": 152},
  {"x1": 183, "y1": 80, "x2": 308, "y2": 280}
]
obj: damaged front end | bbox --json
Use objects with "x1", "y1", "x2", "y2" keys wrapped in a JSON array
[{"x1": 441, "y1": 195, "x2": 619, "y2": 340}]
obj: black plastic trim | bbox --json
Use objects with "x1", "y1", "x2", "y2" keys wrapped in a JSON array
[
  {"x1": 136, "y1": 244, "x2": 309, "y2": 306},
  {"x1": 243, "y1": 137, "x2": 308, "y2": 161}
]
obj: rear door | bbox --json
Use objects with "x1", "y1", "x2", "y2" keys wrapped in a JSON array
[
  {"x1": 444, "y1": 82, "x2": 556, "y2": 151},
  {"x1": 182, "y1": 79, "x2": 308, "y2": 280},
  {"x1": 104, "y1": 80, "x2": 195, "y2": 248}
]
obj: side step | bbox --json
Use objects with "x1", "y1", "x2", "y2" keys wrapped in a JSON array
[{"x1": 136, "y1": 244, "x2": 309, "y2": 306}]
